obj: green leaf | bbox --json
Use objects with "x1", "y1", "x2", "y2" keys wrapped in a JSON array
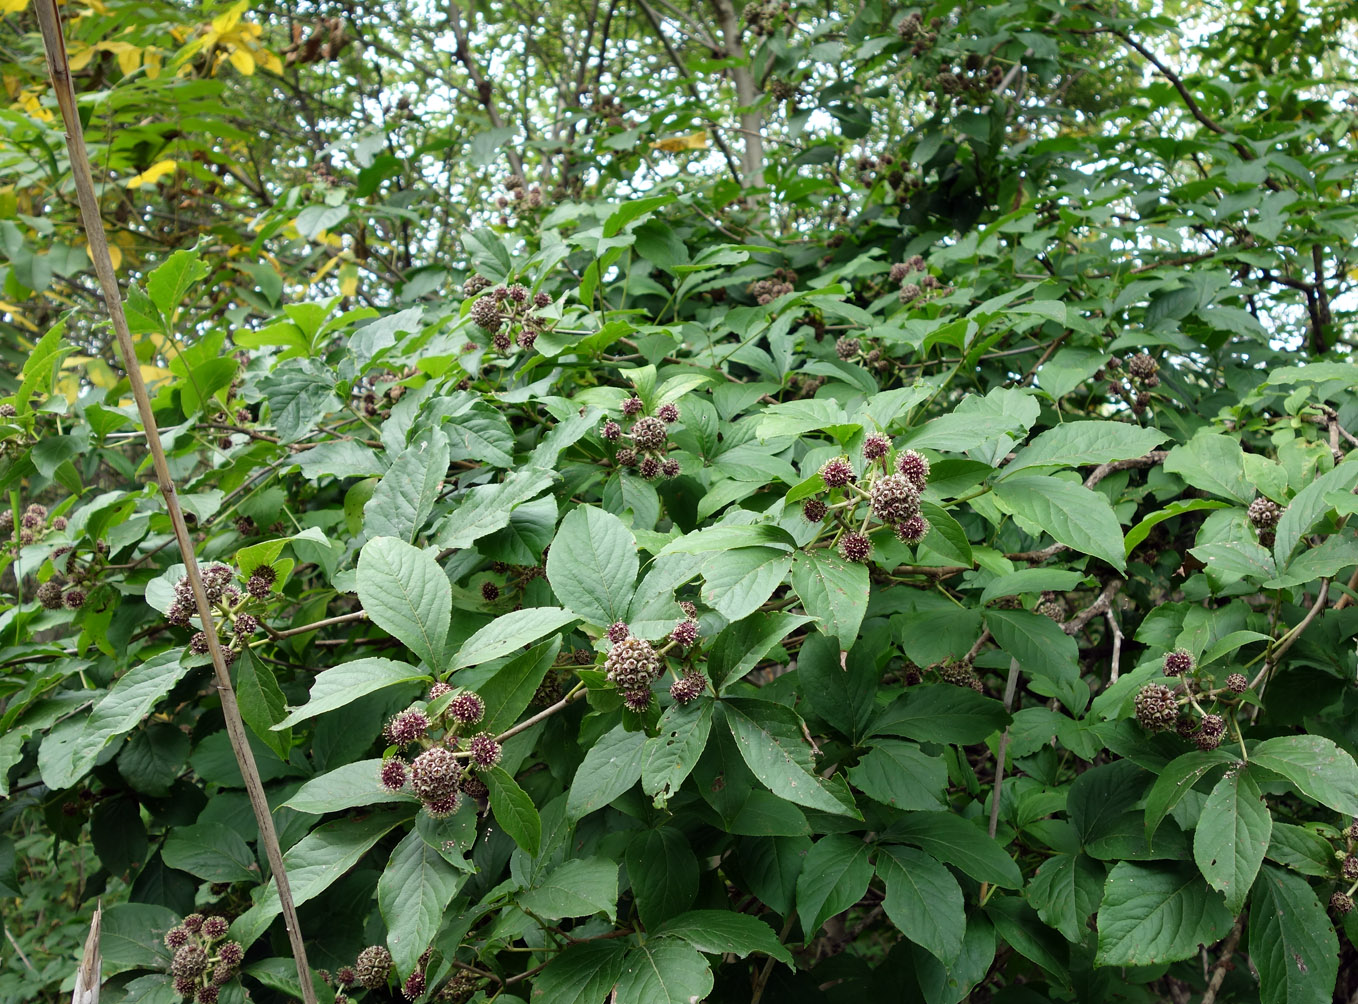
[
  {"x1": 146, "y1": 247, "x2": 208, "y2": 318},
  {"x1": 1094, "y1": 861, "x2": 1233, "y2": 965},
  {"x1": 230, "y1": 810, "x2": 407, "y2": 948},
  {"x1": 869, "y1": 685, "x2": 1010, "y2": 744},
  {"x1": 1144, "y1": 749, "x2": 1238, "y2": 845},
  {"x1": 378, "y1": 828, "x2": 466, "y2": 976},
  {"x1": 613, "y1": 938, "x2": 714, "y2": 1004},
  {"x1": 235, "y1": 649, "x2": 290, "y2": 760},
  {"x1": 789, "y1": 549, "x2": 871, "y2": 647},
  {"x1": 1164, "y1": 433, "x2": 1253, "y2": 504},
  {"x1": 530, "y1": 940, "x2": 630, "y2": 1004},
  {"x1": 1190, "y1": 540, "x2": 1277, "y2": 583},
  {"x1": 700, "y1": 547, "x2": 795, "y2": 622},
  {"x1": 626, "y1": 827, "x2": 697, "y2": 930},
  {"x1": 798, "y1": 632, "x2": 879, "y2": 742},
  {"x1": 546, "y1": 506, "x2": 639, "y2": 625},
  {"x1": 1027, "y1": 853, "x2": 1104, "y2": 942},
  {"x1": 101, "y1": 903, "x2": 177, "y2": 976},
  {"x1": 1273, "y1": 461, "x2": 1358, "y2": 563},
  {"x1": 1005, "y1": 422, "x2": 1166, "y2": 476},
  {"x1": 357, "y1": 537, "x2": 451, "y2": 670},
  {"x1": 274, "y1": 658, "x2": 427, "y2": 729},
  {"x1": 993, "y1": 476, "x2": 1126, "y2": 571},
  {"x1": 877, "y1": 844, "x2": 966, "y2": 964},
  {"x1": 918, "y1": 500, "x2": 973, "y2": 566},
  {"x1": 1266, "y1": 823, "x2": 1335, "y2": 877},
  {"x1": 985, "y1": 609, "x2": 1080, "y2": 686},
  {"x1": 847, "y1": 740, "x2": 946, "y2": 811},
  {"x1": 38, "y1": 651, "x2": 192, "y2": 790},
  {"x1": 708, "y1": 611, "x2": 814, "y2": 690},
  {"x1": 979, "y1": 569, "x2": 1086, "y2": 607},
  {"x1": 721, "y1": 699, "x2": 861, "y2": 817},
  {"x1": 658, "y1": 522, "x2": 797, "y2": 555},
  {"x1": 1193, "y1": 766, "x2": 1271, "y2": 913},
  {"x1": 160, "y1": 823, "x2": 257, "y2": 884},
  {"x1": 479, "y1": 638, "x2": 560, "y2": 735},
  {"x1": 795, "y1": 834, "x2": 874, "y2": 938},
  {"x1": 567, "y1": 724, "x2": 646, "y2": 820},
  {"x1": 435, "y1": 469, "x2": 556, "y2": 549},
  {"x1": 451, "y1": 606, "x2": 577, "y2": 670},
  {"x1": 1124, "y1": 499, "x2": 1232, "y2": 557},
  {"x1": 518, "y1": 857, "x2": 619, "y2": 921},
  {"x1": 984, "y1": 896, "x2": 1071, "y2": 986},
  {"x1": 17, "y1": 322, "x2": 73, "y2": 414},
  {"x1": 654, "y1": 910, "x2": 793, "y2": 965},
  {"x1": 485, "y1": 765, "x2": 542, "y2": 856},
  {"x1": 364, "y1": 428, "x2": 449, "y2": 542},
  {"x1": 1250, "y1": 735, "x2": 1358, "y2": 817},
  {"x1": 887, "y1": 811, "x2": 1022, "y2": 888},
  {"x1": 1251, "y1": 864, "x2": 1339, "y2": 1004},
  {"x1": 282, "y1": 759, "x2": 418, "y2": 814},
  {"x1": 642, "y1": 700, "x2": 713, "y2": 807}
]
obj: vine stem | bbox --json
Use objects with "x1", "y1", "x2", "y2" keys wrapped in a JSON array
[
  {"x1": 33, "y1": 5, "x2": 317, "y2": 999},
  {"x1": 1199, "y1": 920, "x2": 1243, "y2": 1004}
]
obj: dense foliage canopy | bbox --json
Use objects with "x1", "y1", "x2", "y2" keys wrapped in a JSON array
[{"x1": 3, "y1": 0, "x2": 1358, "y2": 1001}]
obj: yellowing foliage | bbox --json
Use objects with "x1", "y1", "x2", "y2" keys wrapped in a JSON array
[
  {"x1": 124, "y1": 160, "x2": 178, "y2": 189},
  {"x1": 650, "y1": 130, "x2": 709, "y2": 152}
]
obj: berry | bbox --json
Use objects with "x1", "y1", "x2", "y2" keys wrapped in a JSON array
[
  {"x1": 670, "y1": 671, "x2": 706, "y2": 704},
  {"x1": 1248, "y1": 497, "x2": 1282, "y2": 529},
  {"x1": 234, "y1": 516, "x2": 257, "y2": 536},
  {"x1": 481, "y1": 581, "x2": 500, "y2": 602},
  {"x1": 661, "y1": 458, "x2": 681, "y2": 479},
  {"x1": 862, "y1": 434, "x2": 890, "y2": 461},
  {"x1": 1127, "y1": 352, "x2": 1158, "y2": 379},
  {"x1": 37, "y1": 581, "x2": 63, "y2": 610},
  {"x1": 410, "y1": 748, "x2": 460, "y2": 802},
  {"x1": 403, "y1": 968, "x2": 427, "y2": 1000},
  {"x1": 819, "y1": 457, "x2": 855, "y2": 488},
  {"x1": 899, "y1": 282, "x2": 921, "y2": 303},
  {"x1": 1195, "y1": 714, "x2": 1226, "y2": 751},
  {"x1": 1226, "y1": 673, "x2": 1248, "y2": 693},
  {"x1": 1333, "y1": 892, "x2": 1355, "y2": 915},
  {"x1": 233, "y1": 613, "x2": 258, "y2": 636},
  {"x1": 1134, "y1": 683, "x2": 1178, "y2": 732},
  {"x1": 460, "y1": 774, "x2": 489, "y2": 799},
  {"x1": 607, "y1": 621, "x2": 630, "y2": 643},
  {"x1": 189, "y1": 631, "x2": 211, "y2": 655},
  {"x1": 386, "y1": 709, "x2": 430, "y2": 745},
  {"x1": 468, "y1": 732, "x2": 502, "y2": 770},
  {"x1": 679, "y1": 601, "x2": 698, "y2": 619},
  {"x1": 196, "y1": 987, "x2": 219, "y2": 1004},
  {"x1": 1343, "y1": 856, "x2": 1358, "y2": 880},
  {"x1": 423, "y1": 792, "x2": 461, "y2": 818},
  {"x1": 470, "y1": 296, "x2": 503, "y2": 331},
  {"x1": 835, "y1": 336, "x2": 860, "y2": 360},
  {"x1": 379, "y1": 759, "x2": 407, "y2": 791},
  {"x1": 838, "y1": 532, "x2": 872, "y2": 563},
  {"x1": 622, "y1": 688, "x2": 653, "y2": 713},
  {"x1": 1163, "y1": 649, "x2": 1195, "y2": 677},
  {"x1": 62, "y1": 588, "x2": 86, "y2": 610},
  {"x1": 802, "y1": 498, "x2": 828, "y2": 523},
  {"x1": 616, "y1": 447, "x2": 638, "y2": 468},
  {"x1": 621, "y1": 396, "x2": 644, "y2": 417},
  {"x1": 869, "y1": 473, "x2": 920, "y2": 523},
  {"x1": 507, "y1": 283, "x2": 528, "y2": 303},
  {"x1": 601, "y1": 420, "x2": 622, "y2": 441},
  {"x1": 200, "y1": 564, "x2": 233, "y2": 603},
  {"x1": 896, "y1": 450, "x2": 930, "y2": 490},
  {"x1": 638, "y1": 456, "x2": 662, "y2": 480},
  {"x1": 889, "y1": 262, "x2": 910, "y2": 282},
  {"x1": 448, "y1": 692, "x2": 485, "y2": 725},
  {"x1": 463, "y1": 275, "x2": 491, "y2": 297},
  {"x1": 657, "y1": 403, "x2": 680, "y2": 423},
  {"x1": 895, "y1": 514, "x2": 930, "y2": 545},
  {"x1": 428, "y1": 682, "x2": 453, "y2": 701},
  {"x1": 216, "y1": 942, "x2": 243, "y2": 968},
  {"x1": 534, "y1": 291, "x2": 552, "y2": 308},
  {"x1": 671, "y1": 619, "x2": 699, "y2": 647},
  {"x1": 174, "y1": 976, "x2": 197, "y2": 998},
  {"x1": 356, "y1": 946, "x2": 393, "y2": 990},
  {"x1": 165, "y1": 926, "x2": 190, "y2": 948},
  {"x1": 0, "y1": 403, "x2": 14, "y2": 417},
  {"x1": 172, "y1": 944, "x2": 209, "y2": 979},
  {"x1": 605, "y1": 635, "x2": 661, "y2": 689},
  {"x1": 630, "y1": 416, "x2": 668, "y2": 451},
  {"x1": 200, "y1": 916, "x2": 228, "y2": 941},
  {"x1": 51, "y1": 516, "x2": 67, "y2": 531}
]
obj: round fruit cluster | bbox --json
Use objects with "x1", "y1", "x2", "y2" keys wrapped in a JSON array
[
  {"x1": 600, "y1": 397, "x2": 683, "y2": 481},
  {"x1": 1132, "y1": 649, "x2": 1253, "y2": 751},
  {"x1": 801, "y1": 437, "x2": 933, "y2": 565},
  {"x1": 379, "y1": 683, "x2": 503, "y2": 819}
]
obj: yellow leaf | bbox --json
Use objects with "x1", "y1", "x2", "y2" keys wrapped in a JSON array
[
  {"x1": 68, "y1": 45, "x2": 97, "y2": 71},
  {"x1": 56, "y1": 373, "x2": 82, "y2": 404},
  {"x1": 124, "y1": 160, "x2": 178, "y2": 188},
  {"x1": 227, "y1": 45, "x2": 256, "y2": 76},
  {"x1": 311, "y1": 255, "x2": 340, "y2": 284},
  {"x1": 140, "y1": 364, "x2": 173, "y2": 387},
  {"x1": 114, "y1": 44, "x2": 142, "y2": 76},
  {"x1": 145, "y1": 49, "x2": 162, "y2": 79},
  {"x1": 650, "y1": 130, "x2": 708, "y2": 153},
  {"x1": 256, "y1": 48, "x2": 283, "y2": 75},
  {"x1": 87, "y1": 241, "x2": 122, "y2": 270},
  {"x1": 0, "y1": 302, "x2": 37, "y2": 332},
  {"x1": 0, "y1": 0, "x2": 30, "y2": 13},
  {"x1": 210, "y1": 0, "x2": 249, "y2": 35},
  {"x1": 338, "y1": 261, "x2": 359, "y2": 297},
  {"x1": 84, "y1": 358, "x2": 118, "y2": 389}
]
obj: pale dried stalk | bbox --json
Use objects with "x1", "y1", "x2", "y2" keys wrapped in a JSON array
[
  {"x1": 70, "y1": 902, "x2": 100, "y2": 1004},
  {"x1": 33, "y1": 5, "x2": 316, "y2": 1000}
]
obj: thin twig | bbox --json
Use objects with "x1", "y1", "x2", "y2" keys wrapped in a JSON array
[
  {"x1": 266, "y1": 609, "x2": 369, "y2": 639},
  {"x1": 988, "y1": 658, "x2": 1022, "y2": 841},
  {"x1": 1199, "y1": 921, "x2": 1242, "y2": 1004},
  {"x1": 4, "y1": 926, "x2": 35, "y2": 973},
  {"x1": 1062, "y1": 581, "x2": 1122, "y2": 635},
  {"x1": 749, "y1": 912, "x2": 796, "y2": 1004},
  {"x1": 33, "y1": 5, "x2": 316, "y2": 999},
  {"x1": 1105, "y1": 606, "x2": 1124, "y2": 683}
]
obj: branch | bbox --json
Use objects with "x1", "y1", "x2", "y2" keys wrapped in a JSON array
[
  {"x1": 1111, "y1": 30, "x2": 1226, "y2": 136},
  {"x1": 33, "y1": 5, "x2": 317, "y2": 1000},
  {"x1": 1199, "y1": 921, "x2": 1243, "y2": 1004},
  {"x1": 1062, "y1": 580, "x2": 1122, "y2": 636},
  {"x1": 449, "y1": 2, "x2": 525, "y2": 179}
]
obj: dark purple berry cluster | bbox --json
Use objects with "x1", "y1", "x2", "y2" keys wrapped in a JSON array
[
  {"x1": 166, "y1": 561, "x2": 273, "y2": 662},
  {"x1": 464, "y1": 274, "x2": 554, "y2": 357},
  {"x1": 602, "y1": 396, "x2": 682, "y2": 481},
  {"x1": 164, "y1": 914, "x2": 241, "y2": 1001}
]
